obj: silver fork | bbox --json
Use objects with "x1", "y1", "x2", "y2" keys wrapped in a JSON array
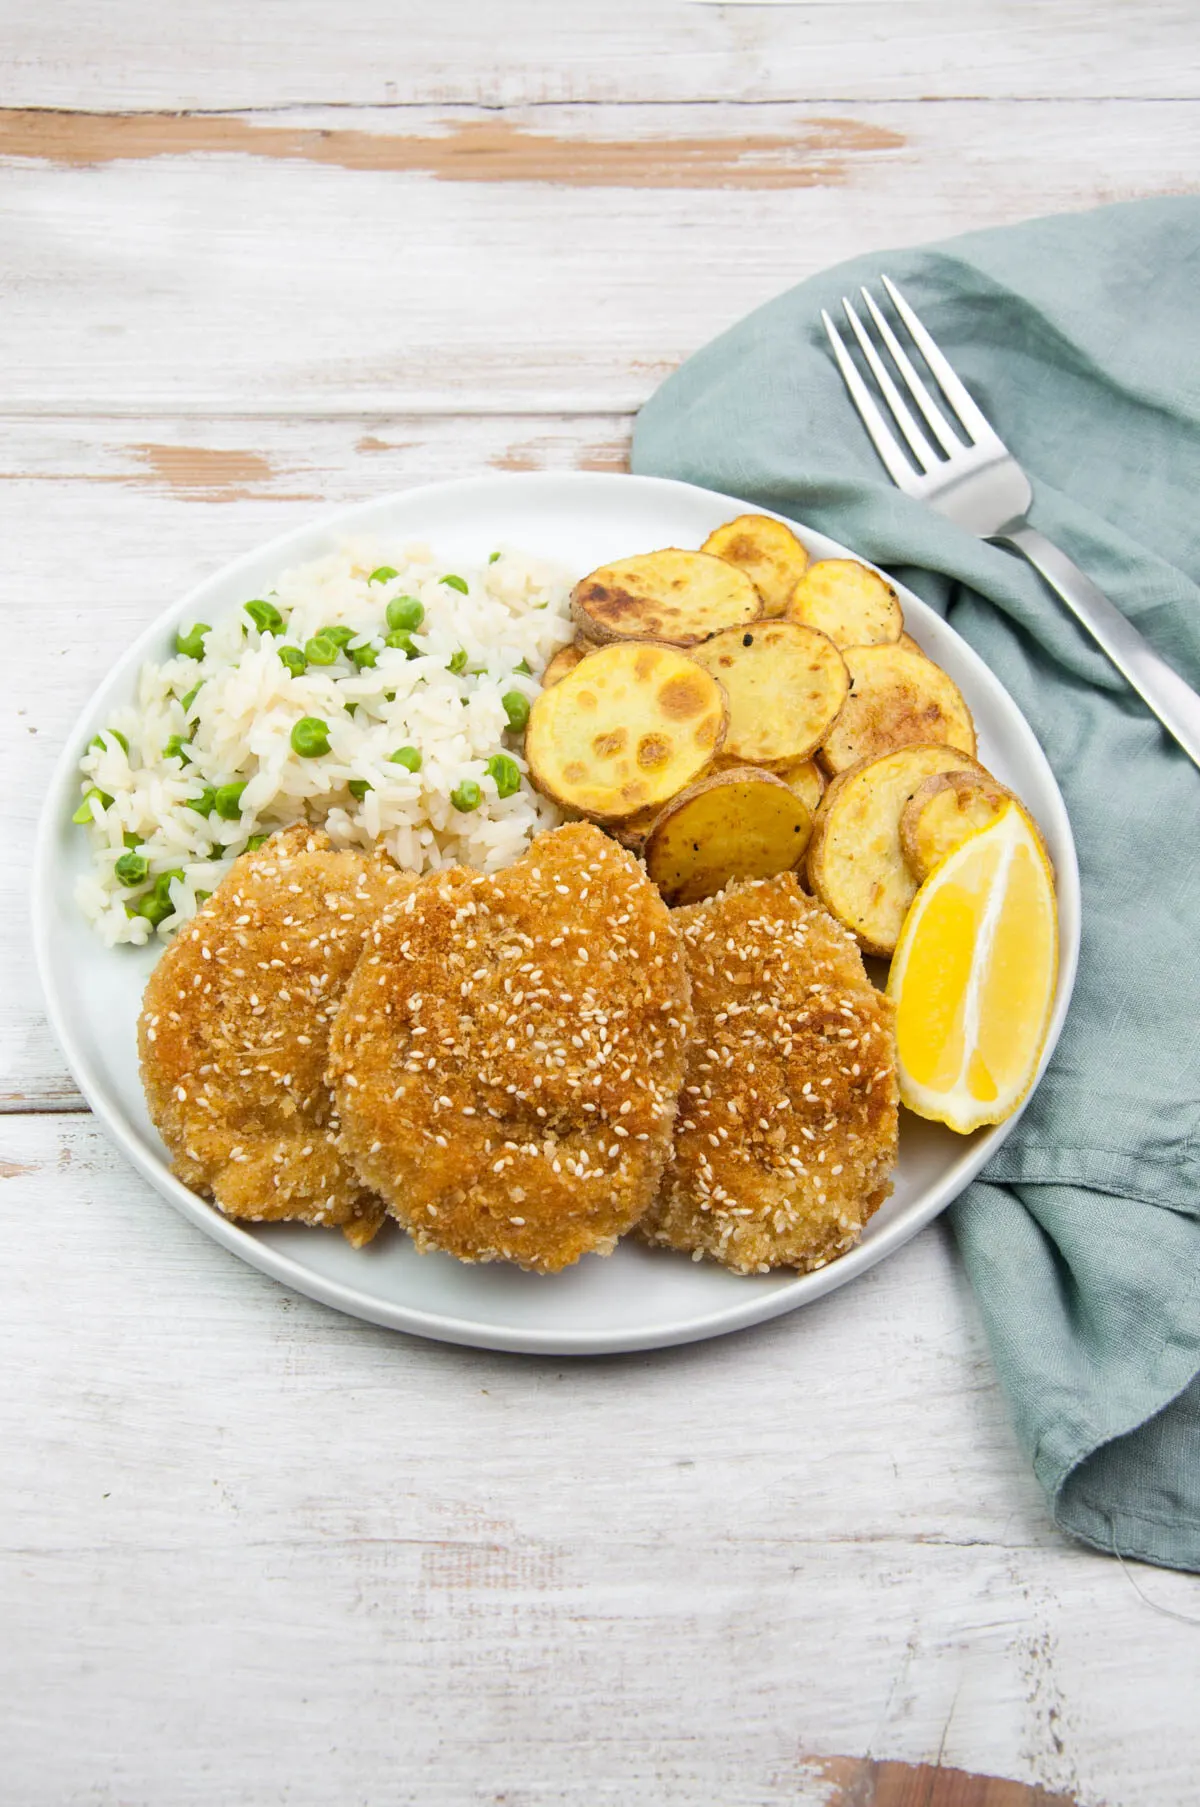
[{"x1": 823, "y1": 276, "x2": 1200, "y2": 772}]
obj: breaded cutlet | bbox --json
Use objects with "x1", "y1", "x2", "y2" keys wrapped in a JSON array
[
  {"x1": 138, "y1": 825, "x2": 414, "y2": 1246},
  {"x1": 639, "y1": 873, "x2": 897, "y2": 1274},
  {"x1": 328, "y1": 822, "x2": 692, "y2": 1273}
]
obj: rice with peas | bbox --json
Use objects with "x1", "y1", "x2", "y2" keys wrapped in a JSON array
[{"x1": 74, "y1": 538, "x2": 575, "y2": 946}]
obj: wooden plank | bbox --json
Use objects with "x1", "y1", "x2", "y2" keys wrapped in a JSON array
[
  {"x1": 818, "y1": 1763, "x2": 1078, "y2": 1807},
  {"x1": 4, "y1": 0, "x2": 1197, "y2": 106},
  {"x1": 0, "y1": 101, "x2": 1196, "y2": 416},
  {"x1": 3, "y1": 1112, "x2": 1200, "y2": 1805},
  {"x1": 0, "y1": 412, "x2": 631, "y2": 1108}
]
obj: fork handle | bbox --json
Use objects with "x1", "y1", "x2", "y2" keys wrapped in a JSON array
[{"x1": 999, "y1": 524, "x2": 1200, "y2": 772}]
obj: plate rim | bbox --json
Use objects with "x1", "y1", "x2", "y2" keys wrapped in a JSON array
[{"x1": 32, "y1": 470, "x2": 1081, "y2": 1355}]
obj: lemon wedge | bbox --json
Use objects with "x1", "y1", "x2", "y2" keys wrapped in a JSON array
[{"x1": 886, "y1": 800, "x2": 1058, "y2": 1133}]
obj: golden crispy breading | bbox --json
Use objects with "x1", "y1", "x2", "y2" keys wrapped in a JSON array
[
  {"x1": 138, "y1": 826, "x2": 414, "y2": 1246},
  {"x1": 639, "y1": 874, "x2": 898, "y2": 1274},
  {"x1": 328, "y1": 823, "x2": 692, "y2": 1273}
]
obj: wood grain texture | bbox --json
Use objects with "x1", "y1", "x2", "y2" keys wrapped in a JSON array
[
  {"x1": 816, "y1": 1760, "x2": 1080, "y2": 1806},
  {"x1": 0, "y1": 101, "x2": 1195, "y2": 415},
  {"x1": 5, "y1": 6, "x2": 1200, "y2": 1803},
  {"x1": 4, "y1": 0, "x2": 1198, "y2": 107},
  {"x1": 4, "y1": 1114, "x2": 1200, "y2": 1806},
  {"x1": 0, "y1": 107, "x2": 906, "y2": 186}
]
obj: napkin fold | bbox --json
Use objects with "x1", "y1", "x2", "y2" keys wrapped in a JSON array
[{"x1": 632, "y1": 197, "x2": 1200, "y2": 1572}]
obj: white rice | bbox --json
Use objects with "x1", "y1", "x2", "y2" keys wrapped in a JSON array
[{"x1": 73, "y1": 536, "x2": 575, "y2": 946}]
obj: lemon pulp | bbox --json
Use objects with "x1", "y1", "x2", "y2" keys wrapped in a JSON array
[{"x1": 887, "y1": 802, "x2": 1058, "y2": 1133}]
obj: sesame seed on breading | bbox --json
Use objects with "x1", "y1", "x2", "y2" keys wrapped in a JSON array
[
  {"x1": 327, "y1": 823, "x2": 693, "y2": 1275},
  {"x1": 137, "y1": 824, "x2": 414, "y2": 1249},
  {"x1": 637, "y1": 873, "x2": 898, "y2": 1277}
]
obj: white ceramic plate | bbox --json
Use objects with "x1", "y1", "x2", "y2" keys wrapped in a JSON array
[{"x1": 33, "y1": 473, "x2": 1080, "y2": 1354}]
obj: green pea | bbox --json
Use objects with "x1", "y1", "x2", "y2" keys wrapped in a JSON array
[
  {"x1": 347, "y1": 779, "x2": 372, "y2": 801},
  {"x1": 214, "y1": 781, "x2": 248, "y2": 821},
  {"x1": 194, "y1": 891, "x2": 211, "y2": 906},
  {"x1": 114, "y1": 849, "x2": 150, "y2": 886},
  {"x1": 187, "y1": 785, "x2": 217, "y2": 816},
  {"x1": 369, "y1": 566, "x2": 399, "y2": 585},
  {"x1": 514, "y1": 659, "x2": 531, "y2": 676},
  {"x1": 305, "y1": 633, "x2": 340, "y2": 666},
  {"x1": 450, "y1": 779, "x2": 482, "y2": 814},
  {"x1": 322, "y1": 625, "x2": 355, "y2": 649},
  {"x1": 488, "y1": 551, "x2": 501, "y2": 565},
  {"x1": 447, "y1": 649, "x2": 469, "y2": 675},
  {"x1": 175, "y1": 623, "x2": 210, "y2": 661},
  {"x1": 501, "y1": 690, "x2": 530, "y2": 732},
  {"x1": 388, "y1": 746, "x2": 422, "y2": 773},
  {"x1": 132, "y1": 869, "x2": 184, "y2": 928},
  {"x1": 386, "y1": 595, "x2": 425, "y2": 632},
  {"x1": 244, "y1": 833, "x2": 270, "y2": 852},
  {"x1": 123, "y1": 832, "x2": 142, "y2": 849},
  {"x1": 244, "y1": 598, "x2": 284, "y2": 634},
  {"x1": 385, "y1": 629, "x2": 418, "y2": 657},
  {"x1": 181, "y1": 683, "x2": 202, "y2": 712},
  {"x1": 163, "y1": 735, "x2": 191, "y2": 763},
  {"x1": 441, "y1": 574, "x2": 469, "y2": 595},
  {"x1": 351, "y1": 643, "x2": 378, "y2": 670},
  {"x1": 72, "y1": 787, "x2": 113, "y2": 824},
  {"x1": 291, "y1": 716, "x2": 331, "y2": 758},
  {"x1": 278, "y1": 645, "x2": 308, "y2": 677},
  {"x1": 89, "y1": 729, "x2": 129, "y2": 756},
  {"x1": 344, "y1": 702, "x2": 359, "y2": 718},
  {"x1": 486, "y1": 753, "x2": 521, "y2": 799}
]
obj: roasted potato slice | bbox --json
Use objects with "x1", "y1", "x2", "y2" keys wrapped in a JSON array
[
  {"x1": 787, "y1": 559, "x2": 903, "y2": 649},
  {"x1": 807, "y1": 744, "x2": 985, "y2": 956},
  {"x1": 541, "y1": 641, "x2": 587, "y2": 689},
  {"x1": 525, "y1": 641, "x2": 727, "y2": 821},
  {"x1": 898, "y1": 632, "x2": 929, "y2": 659},
  {"x1": 819, "y1": 643, "x2": 976, "y2": 776},
  {"x1": 701, "y1": 514, "x2": 809, "y2": 617},
  {"x1": 899, "y1": 770, "x2": 1050, "y2": 884},
  {"x1": 645, "y1": 767, "x2": 813, "y2": 906},
  {"x1": 572, "y1": 549, "x2": 760, "y2": 648},
  {"x1": 689, "y1": 621, "x2": 848, "y2": 766},
  {"x1": 774, "y1": 756, "x2": 826, "y2": 815}
]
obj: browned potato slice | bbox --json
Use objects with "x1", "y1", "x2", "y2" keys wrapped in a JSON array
[
  {"x1": 807, "y1": 744, "x2": 985, "y2": 956},
  {"x1": 541, "y1": 641, "x2": 587, "y2": 689},
  {"x1": 572, "y1": 549, "x2": 760, "y2": 648},
  {"x1": 689, "y1": 621, "x2": 848, "y2": 766},
  {"x1": 645, "y1": 767, "x2": 813, "y2": 906},
  {"x1": 525, "y1": 642, "x2": 727, "y2": 821},
  {"x1": 899, "y1": 771, "x2": 1013, "y2": 881},
  {"x1": 787, "y1": 559, "x2": 903, "y2": 649},
  {"x1": 899, "y1": 770, "x2": 1051, "y2": 885},
  {"x1": 819, "y1": 643, "x2": 976, "y2": 776},
  {"x1": 774, "y1": 756, "x2": 826, "y2": 815},
  {"x1": 701, "y1": 514, "x2": 809, "y2": 617}
]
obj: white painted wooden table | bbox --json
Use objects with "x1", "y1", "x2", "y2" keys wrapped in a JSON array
[{"x1": 3, "y1": 8, "x2": 1198, "y2": 1804}]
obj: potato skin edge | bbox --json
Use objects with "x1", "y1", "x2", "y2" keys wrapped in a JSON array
[
  {"x1": 645, "y1": 765, "x2": 811, "y2": 906},
  {"x1": 571, "y1": 548, "x2": 761, "y2": 648},
  {"x1": 806, "y1": 744, "x2": 987, "y2": 957},
  {"x1": 898, "y1": 770, "x2": 1014, "y2": 881}
]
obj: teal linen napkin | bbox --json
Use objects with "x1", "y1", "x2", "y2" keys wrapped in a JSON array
[{"x1": 632, "y1": 197, "x2": 1200, "y2": 1572}]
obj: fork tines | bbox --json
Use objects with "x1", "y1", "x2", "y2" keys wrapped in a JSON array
[{"x1": 822, "y1": 276, "x2": 1002, "y2": 486}]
